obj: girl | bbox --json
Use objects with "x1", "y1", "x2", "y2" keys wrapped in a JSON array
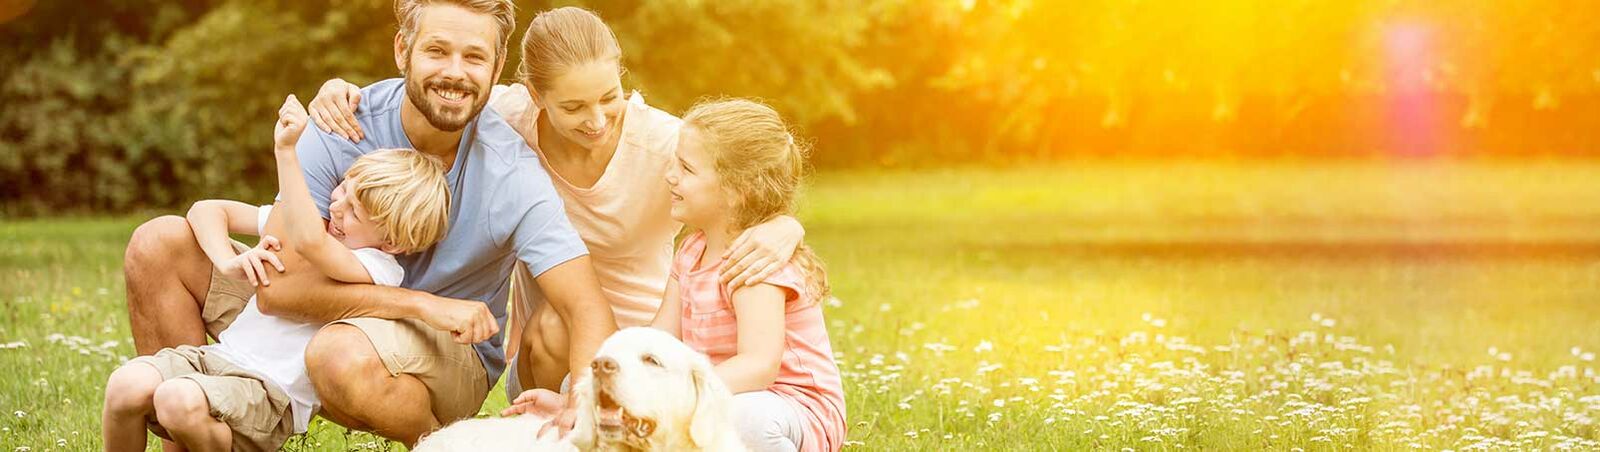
[
  {"x1": 650, "y1": 99, "x2": 845, "y2": 452},
  {"x1": 306, "y1": 7, "x2": 808, "y2": 398}
]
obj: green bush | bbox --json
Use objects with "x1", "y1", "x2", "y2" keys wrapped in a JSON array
[
  {"x1": 2, "y1": 0, "x2": 402, "y2": 214},
  {"x1": 0, "y1": 0, "x2": 895, "y2": 215}
]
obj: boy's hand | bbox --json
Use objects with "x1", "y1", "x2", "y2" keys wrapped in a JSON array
[
  {"x1": 274, "y1": 94, "x2": 310, "y2": 151},
  {"x1": 217, "y1": 236, "x2": 285, "y2": 287}
]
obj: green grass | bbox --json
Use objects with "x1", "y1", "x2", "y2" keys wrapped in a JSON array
[{"x1": 5, "y1": 161, "x2": 1600, "y2": 450}]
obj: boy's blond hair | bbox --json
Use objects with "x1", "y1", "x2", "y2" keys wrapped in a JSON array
[{"x1": 343, "y1": 149, "x2": 451, "y2": 254}]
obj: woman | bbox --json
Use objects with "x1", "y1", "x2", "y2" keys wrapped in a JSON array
[{"x1": 307, "y1": 7, "x2": 806, "y2": 400}]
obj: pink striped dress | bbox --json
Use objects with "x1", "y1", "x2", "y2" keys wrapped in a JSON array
[{"x1": 672, "y1": 232, "x2": 847, "y2": 452}]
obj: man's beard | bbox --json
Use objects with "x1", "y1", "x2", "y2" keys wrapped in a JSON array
[{"x1": 405, "y1": 75, "x2": 487, "y2": 132}]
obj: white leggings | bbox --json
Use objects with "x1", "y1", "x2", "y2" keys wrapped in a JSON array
[{"x1": 733, "y1": 391, "x2": 806, "y2": 452}]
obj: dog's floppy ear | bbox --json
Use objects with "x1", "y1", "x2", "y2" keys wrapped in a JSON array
[{"x1": 688, "y1": 353, "x2": 733, "y2": 449}]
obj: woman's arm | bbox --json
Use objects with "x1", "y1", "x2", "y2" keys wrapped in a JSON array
[
  {"x1": 712, "y1": 284, "x2": 788, "y2": 393},
  {"x1": 274, "y1": 95, "x2": 373, "y2": 284},
  {"x1": 720, "y1": 215, "x2": 805, "y2": 288},
  {"x1": 647, "y1": 279, "x2": 683, "y2": 338}
]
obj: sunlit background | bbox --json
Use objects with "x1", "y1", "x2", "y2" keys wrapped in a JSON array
[{"x1": 3, "y1": 0, "x2": 1599, "y2": 450}]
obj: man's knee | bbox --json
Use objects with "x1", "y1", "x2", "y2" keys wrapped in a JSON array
[
  {"x1": 305, "y1": 326, "x2": 383, "y2": 431},
  {"x1": 306, "y1": 324, "x2": 387, "y2": 393},
  {"x1": 125, "y1": 216, "x2": 193, "y2": 273}
]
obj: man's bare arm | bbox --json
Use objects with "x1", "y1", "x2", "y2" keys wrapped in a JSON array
[
  {"x1": 255, "y1": 209, "x2": 498, "y2": 343},
  {"x1": 253, "y1": 212, "x2": 424, "y2": 323}
]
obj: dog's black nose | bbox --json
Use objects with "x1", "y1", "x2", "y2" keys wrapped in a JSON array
[{"x1": 593, "y1": 357, "x2": 619, "y2": 375}]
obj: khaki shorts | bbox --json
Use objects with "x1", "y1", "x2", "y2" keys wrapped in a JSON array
[
  {"x1": 130, "y1": 345, "x2": 292, "y2": 452},
  {"x1": 201, "y1": 241, "x2": 488, "y2": 422},
  {"x1": 200, "y1": 240, "x2": 254, "y2": 339},
  {"x1": 332, "y1": 317, "x2": 489, "y2": 423}
]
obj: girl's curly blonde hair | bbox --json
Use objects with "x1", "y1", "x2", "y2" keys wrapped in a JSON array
[{"x1": 682, "y1": 98, "x2": 829, "y2": 299}]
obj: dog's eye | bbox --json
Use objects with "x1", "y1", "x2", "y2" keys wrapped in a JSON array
[{"x1": 641, "y1": 354, "x2": 663, "y2": 367}]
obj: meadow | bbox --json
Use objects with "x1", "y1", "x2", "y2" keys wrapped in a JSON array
[{"x1": 3, "y1": 161, "x2": 1599, "y2": 450}]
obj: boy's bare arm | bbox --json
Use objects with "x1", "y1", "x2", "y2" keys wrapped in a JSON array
[
  {"x1": 186, "y1": 199, "x2": 262, "y2": 266},
  {"x1": 273, "y1": 96, "x2": 372, "y2": 284},
  {"x1": 187, "y1": 199, "x2": 284, "y2": 287}
]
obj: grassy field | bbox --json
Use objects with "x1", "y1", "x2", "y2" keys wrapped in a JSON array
[{"x1": 4, "y1": 161, "x2": 1600, "y2": 450}]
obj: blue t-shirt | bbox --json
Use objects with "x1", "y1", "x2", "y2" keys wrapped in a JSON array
[{"x1": 291, "y1": 78, "x2": 588, "y2": 386}]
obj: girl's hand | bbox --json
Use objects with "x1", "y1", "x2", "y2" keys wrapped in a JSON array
[
  {"x1": 720, "y1": 216, "x2": 804, "y2": 288},
  {"x1": 217, "y1": 236, "x2": 285, "y2": 287},
  {"x1": 274, "y1": 95, "x2": 309, "y2": 151},
  {"x1": 307, "y1": 78, "x2": 364, "y2": 142}
]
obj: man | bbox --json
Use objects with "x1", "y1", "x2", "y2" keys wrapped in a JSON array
[{"x1": 121, "y1": 0, "x2": 616, "y2": 445}]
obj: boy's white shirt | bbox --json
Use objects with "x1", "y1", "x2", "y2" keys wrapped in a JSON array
[{"x1": 203, "y1": 204, "x2": 405, "y2": 433}]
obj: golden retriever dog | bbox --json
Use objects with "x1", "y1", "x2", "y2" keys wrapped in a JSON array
[{"x1": 413, "y1": 327, "x2": 745, "y2": 451}]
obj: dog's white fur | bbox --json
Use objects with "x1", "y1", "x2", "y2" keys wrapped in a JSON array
[
  {"x1": 413, "y1": 327, "x2": 745, "y2": 451},
  {"x1": 409, "y1": 415, "x2": 571, "y2": 451}
]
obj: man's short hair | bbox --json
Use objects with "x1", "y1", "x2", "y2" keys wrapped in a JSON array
[{"x1": 395, "y1": 0, "x2": 517, "y2": 63}]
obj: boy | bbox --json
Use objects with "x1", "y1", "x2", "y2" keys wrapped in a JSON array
[{"x1": 101, "y1": 96, "x2": 451, "y2": 451}]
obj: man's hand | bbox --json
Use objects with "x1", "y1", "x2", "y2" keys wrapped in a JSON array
[
  {"x1": 419, "y1": 298, "x2": 499, "y2": 344},
  {"x1": 215, "y1": 236, "x2": 284, "y2": 287},
  {"x1": 274, "y1": 94, "x2": 310, "y2": 152}
]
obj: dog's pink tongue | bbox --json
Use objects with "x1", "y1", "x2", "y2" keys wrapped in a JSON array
[{"x1": 598, "y1": 407, "x2": 625, "y2": 428}]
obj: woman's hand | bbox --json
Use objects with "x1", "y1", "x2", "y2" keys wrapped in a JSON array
[
  {"x1": 216, "y1": 236, "x2": 284, "y2": 287},
  {"x1": 501, "y1": 377, "x2": 585, "y2": 440},
  {"x1": 501, "y1": 388, "x2": 566, "y2": 418},
  {"x1": 503, "y1": 387, "x2": 577, "y2": 440},
  {"x1": 720, "y1": 215, "x2": 805, "y2": 288},
  {"x1": 307, "y1": 78, "x2": 364, "y2": 142}
]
